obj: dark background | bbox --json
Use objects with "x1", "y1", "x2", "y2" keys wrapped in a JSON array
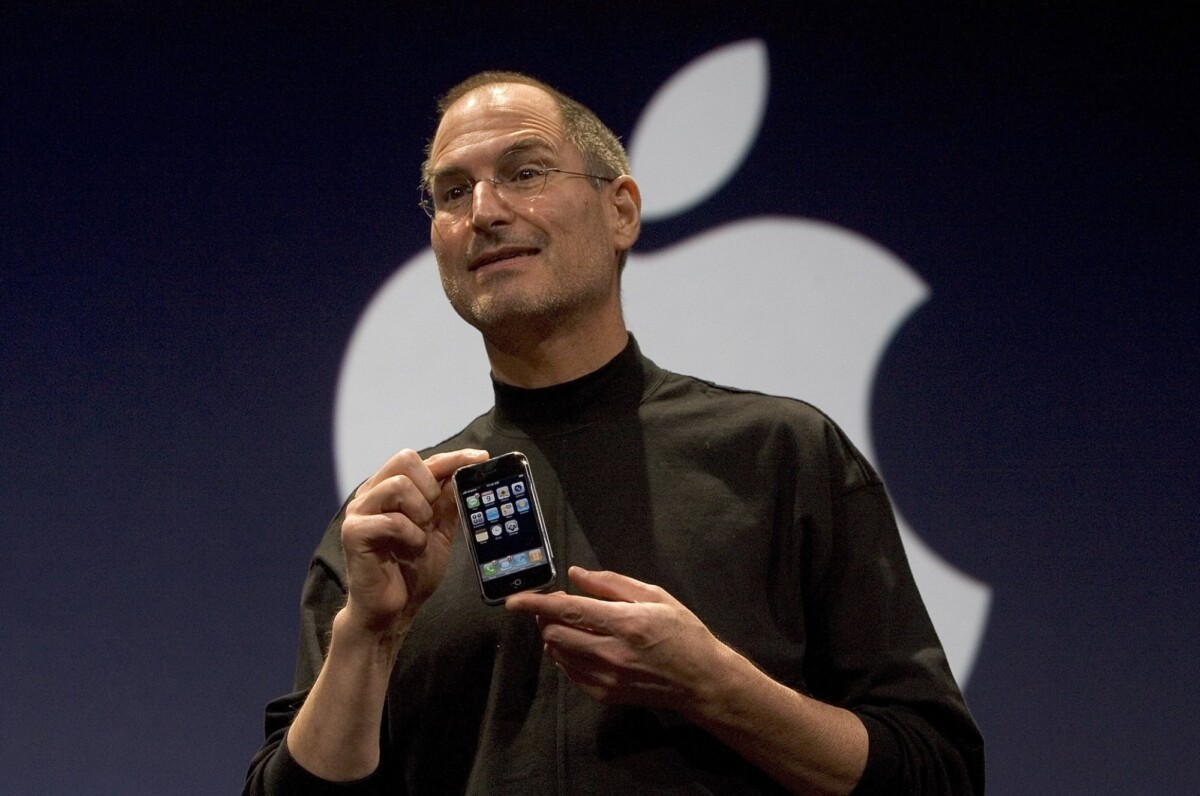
[{"x1": 2, "y1": 2, "x2": 1196, "y2": 793}]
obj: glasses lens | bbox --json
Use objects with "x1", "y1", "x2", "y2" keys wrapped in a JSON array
[{"x1": 502, "y1": 167, "x2": 549, "y2": 201}]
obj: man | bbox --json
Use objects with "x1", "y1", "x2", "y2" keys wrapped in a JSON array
[{"x1": 244, "y1": 72, "x2": 984, "y2": 795}]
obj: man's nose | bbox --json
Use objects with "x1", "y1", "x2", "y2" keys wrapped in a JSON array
[{"x1": 470, "y1": 179, "x2": 515, "y2": 227}]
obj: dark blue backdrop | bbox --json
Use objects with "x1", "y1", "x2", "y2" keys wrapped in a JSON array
[{"x1": 2, "y1": 3, "x2": 1196, "y2": 794}]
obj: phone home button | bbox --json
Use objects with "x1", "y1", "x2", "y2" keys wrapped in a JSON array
[{"x1": 512, "y1": 579, "x2": 522, "y2": 588}]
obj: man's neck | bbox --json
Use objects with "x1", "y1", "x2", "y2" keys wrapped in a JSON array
[{"x1": 483, "y1": 315, "x2": 629, "y2": 389}]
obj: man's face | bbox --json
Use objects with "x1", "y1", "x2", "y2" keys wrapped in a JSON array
[{"x1": 425, "y1": 83, "x2": 625, "y2": 337}]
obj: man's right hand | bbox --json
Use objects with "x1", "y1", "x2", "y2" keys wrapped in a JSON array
[
  {"x1": 340, "y1": 447, "x2": 490, "y2": 638},
  {"x1": 288, "y1": 446, "x2": 490, "y2": 781}
]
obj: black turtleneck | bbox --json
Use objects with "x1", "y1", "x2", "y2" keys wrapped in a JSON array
[
  {"x1": 491, "y1": 334, "x2": 662, "y2": 435},
  {"x1": 246, "y1": 337, "x2": 985, "y2": 796}
]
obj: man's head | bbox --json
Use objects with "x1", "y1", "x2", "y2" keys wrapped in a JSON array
[{"x1": 423, "y1": 73, "x2": 640, "y2": 343}]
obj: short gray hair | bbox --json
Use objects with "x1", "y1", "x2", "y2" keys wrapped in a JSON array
[{"x1": 422, "y1": 71, "x2": 629, "y2": 187}]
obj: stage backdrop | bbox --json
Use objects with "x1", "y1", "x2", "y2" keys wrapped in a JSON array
[{"x1": 2, "y1": 4, "x2": 1196, "y2": 794}]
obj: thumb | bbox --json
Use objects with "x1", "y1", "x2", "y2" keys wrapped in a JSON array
[{"x1": 425, "y1": 448, "x2": 490, "y2": 482}]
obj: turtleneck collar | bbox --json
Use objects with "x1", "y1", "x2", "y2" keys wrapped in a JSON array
[{"x1": 490, "y1": 335, "x2": 663, "y2": 436}]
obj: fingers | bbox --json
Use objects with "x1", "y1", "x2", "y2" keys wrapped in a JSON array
[
  {"x1": 344, "y1": 509, "x2": 431, "y2": 554},
  {"x1": 506, "y1": 591, "x2": 636, "y2": 641},
  {"x1": 344, "y1": 446, "x2": 490, "y2": 560},
  {"x1": 568, "y1": 566, "x2": 676, "y2": 606},
  {"x1": 353, "y1": 448, "x2": 488, "y2": 514},
  {"x1": 507, "y1": 590, "x2": 597, "y2": 625},
  {"x1": 353, "y1": 475, "x2": 434, "y2": 528},
  {"x1": 506, "y1": 567, "x2": 677, "y2": 629},
  {"x1": 358, "y1": 448, "x2": 488, "y2": 496},
  {"x1": 355, "y1": 449, "x2": 434, "y2": 505}
]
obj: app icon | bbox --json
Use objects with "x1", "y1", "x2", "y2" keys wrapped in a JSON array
[
  {"x1": 499, "y1": 557, "x2": 513, "y2": 571},
  {"x1": 529, "y1": 548, "x2": 544, "y2": 562},
  {"x1": 485, "y1": 507, "x2": 500, "y2": 522},
  {"x1": 465, "y1": 493, "x2": 481, "y2": 509},
  {"x1": 496, "y1": 486, "x2": 510, "y2": 500},
  {"x1": 474, "y1": 530, "x2": 488, "y2": 543},
  {"x1": 511, "y1": 481, "x2": 525, "y2": 496},
  {"x1": 500, "y1": 502, "x2": 515, "y2": 517},
  {"x1": 481, "y1": 491, "x2": 495, "y2": 505},
  {"x1": 470, "y1": 511, "x2": 484, "y2": 527},
  {"x1": 514, "y1": 552, "x2": 529, "y2": 567},
  {"x1": 515, "y1": 498, "x2": 530, "y2": 513},
  {"x1": 490, "y1": 524, "x2": 502, "y2": 537},
  {"x1": 504, "y1": 519, "x2": 519, "y2": 534},
  {"x1": 482, "y1": 562, "x2": 497, "y2": 577}
]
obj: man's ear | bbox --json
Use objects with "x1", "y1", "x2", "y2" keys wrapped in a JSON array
[{"x1": 609, "y1": 175, "x2": 641, "y2": 251}]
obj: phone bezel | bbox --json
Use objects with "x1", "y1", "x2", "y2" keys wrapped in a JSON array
[{"x1": 454, "y1": 452, "x2": 556, "y2": 604}]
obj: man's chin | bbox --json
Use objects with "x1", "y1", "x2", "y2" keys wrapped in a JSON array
[{"x1": 454, "y1": 294, "x2": 569, "y2": 339}]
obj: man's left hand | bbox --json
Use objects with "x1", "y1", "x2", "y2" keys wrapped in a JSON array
[{"x1": 505, "y1": 566, "x2": 732, "y2": 713}]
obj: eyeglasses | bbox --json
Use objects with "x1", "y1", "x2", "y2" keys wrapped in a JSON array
[{"x1": 420, "y1": 164, "x2": 615, "y2": 220}]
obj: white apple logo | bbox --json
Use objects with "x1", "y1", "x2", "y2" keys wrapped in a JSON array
[{"x1": 334, "y1": 40, "x2": 991, "y2": 682}]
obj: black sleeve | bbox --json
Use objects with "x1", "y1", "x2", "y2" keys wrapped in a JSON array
[
  {"x1": 293, "y1": 500, "x2": 351, "y2": 691},
  {"x1": 241, "y1": 689, "x2": 387, "y2": 796},
  {"x1": 802, "y1": 427, "x2": 985, "y2": 796}
]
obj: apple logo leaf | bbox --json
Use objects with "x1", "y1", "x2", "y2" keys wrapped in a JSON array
[{"x1": 629, "y1": 39, "x2": 769, "y2": 221}]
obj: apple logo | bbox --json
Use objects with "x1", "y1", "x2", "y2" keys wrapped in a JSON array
[{"x1": 334, "y1": 40, "x2": 991, "y2": 682}]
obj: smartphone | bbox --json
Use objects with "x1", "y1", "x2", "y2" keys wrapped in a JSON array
[{"x1": 453, "y1": 452, "x2": 556, "y2": 604}]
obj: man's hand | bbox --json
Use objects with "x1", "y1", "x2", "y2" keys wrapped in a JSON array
[
  {"x1": 288, "y1": 447, "x2": 488, "y2": 781},
  {"x1": 505, "y1": 566, "x2": 732, "y2": 713},
  {"x1": 340, "y1": 447, "x2": 489, "y2": 638},
  {"x1": 506, "y1": 566, "x2": 868, "y2": 795}
]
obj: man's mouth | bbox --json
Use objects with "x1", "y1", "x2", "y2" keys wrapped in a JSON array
[{"x1": 469, "y1": 247, "x2": 540, "y2": 271}]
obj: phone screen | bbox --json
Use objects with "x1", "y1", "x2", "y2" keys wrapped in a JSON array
[{"x1": 454, "y1": 453, "x2": 556, "y2": 603}]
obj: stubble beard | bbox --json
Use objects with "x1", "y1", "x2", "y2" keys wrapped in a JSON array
[{"x1": 436, "y1": 248, "x2": 614, "y2": 348}]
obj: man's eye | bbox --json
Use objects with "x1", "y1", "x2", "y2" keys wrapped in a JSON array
[
  {"x1": 511, "y1": 166, "x2": 545, "y2": 184},
  {"x1": 441, "y1": 184, "x2": 470, "y2": 204}
]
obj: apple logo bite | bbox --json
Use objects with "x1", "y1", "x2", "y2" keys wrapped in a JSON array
[{"x1": 334, "y1": 39, "x2": 991, "y2": 682}]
